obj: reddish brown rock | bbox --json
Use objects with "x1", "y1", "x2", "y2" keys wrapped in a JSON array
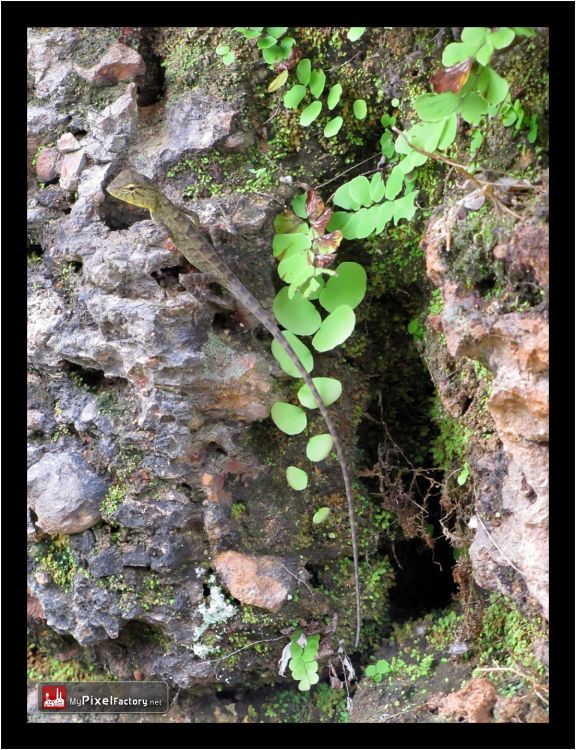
[
  {"x1": 76, "y1": 43, "x2": 145, "y2": 85},
  {"x1": 213, "y1": 551, "x2": 293, "y2": 612},
  {"x1": 36, "y1": 147, "x2": 62, "y2": 182},
  {"x1": 436, "y1": 678, "x2": 497, "y2": 723}
]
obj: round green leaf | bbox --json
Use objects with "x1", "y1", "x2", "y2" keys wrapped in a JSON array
[
  {"x1": 442, "y1": 42, "x2": 478, "y2": 66},
  {"x1": 488, "y1": 27, "x2": 515, "y2": 49},
  {"x1": 477, "y1": 66, "x2": 509, "y2": 106},
  {"x1": 414, "y1": 92, "x2": 460, "y2": 122},
  {"x1": 306, "y1": 434, "x2": 334, "y2": 462},
  {"x1": 324, "y1": 116, "x2": 343, "y2": 138},
  {"x1": 437, "y1": 113, "x2": 458, "y2": 150},
  {"x1": 278, "y1": 251, "x2": 313, "y2": 283},
  {"x1": 351, "y1": 207, "x2": 377, "y2": 239},
  {"x1": 292, "y1": 192, "x2": 308, "y2": 219},
  {"x1": 262, "y1": 45, "x2": 283, "y2": 65},
  {"x1": 271, "y1": 331, "x2": 314, "y2": 377},
  {"x1": 298, "y1": 377, "x2": 342, "y2": 409},
  {"x1": 460, "y1": 91, "x2": 489, "y2": 125},
  {"x1": 393, "y1": 190, "x2": 418, "y2": 224},
  {"x1": 300, "y1": 100, "x2": 322, "y2": 127},
  {"x1": 353, "y1": 99, "x2": 367, "y2": 120},
  {"x1": 369, "y1": 173, "x2": 386, "y2": 203},
  {"x1": 375, "y1": 201, "x2": 394, "y2": 233},
  {"x1": 332, "y1": 183, "x2": 361, "y2": 211},
  {"x1": 222, "y1": 52, "x2": 235, "y2": 65},
  {"x1": 461, "y1": 27, "x2": 488, "y2": 43},
  {"x1": 286, "y1": 466, "x2": 308, "y2": 491},
  {"x1": 216, "y1": 44, "x2": 230, "y2": 55},
  {"x1": 284, "y1": 84, "x2": 307, "y2": 110},
  {"x1": 312, "y1": 507, "x2": 331, "y2": 524},
  {"x1": 266, "y1": 26, "x2": 288, "y2": 39},
  {"x1": 327, "y1": 84, "x2": 343, "y2": 110},
  {"x1": 296, "y1": 58, "x2": 311, "y2": 86},
  {"x1": 384, "y1": 164, "x2": 404, "y2": 200},
  {"x1": 347, "y1": 27, "x2": 366, "y2": 42},
  {"x1": 391, "y1": 97, "x2": 400, "y2": 108},
  {"x1": 273, "y1": 232, "x2": 312, "y2": 257},
  {"x1": 475, "y1": 41, "x2": 494, "y2": 67},
  {"x1": 268, "y1": 69, "x2": 289, "y2": 92},
  {"x1": 273, "y1": 288, "x2": 321, "y2": 336},
  {"x1": 312, "y1": 305, "x2": 356, "y2": 352},
  {"x1": 271, "y1": 402, "x2": 307, "y2": 435},
  {"x1": 319, "y1": 262, "x2": 367, "y2": 313},
  {"x1": 257, "y1": 35, "x2": 277, "y2": 49},
  {"x1": 347, "y1": 175, "x2": 372, "y2": 207},
  {"x1": 280, "y1": 36, "x2": 295, "y2": 52},
  {"x1": 309, "y1": 69, "x2": 326, "y2": 98}
]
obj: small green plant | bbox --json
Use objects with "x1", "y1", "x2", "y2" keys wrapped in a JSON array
[
  {"x1": 35, "y1": 536, "x2": 78, "y2": 590},
  {"x1": 289, "y1": 632, "x2": 320, "y2": 691},
  {"x1": 99, "y1": 484, "x2": 127, "y2": 519},
  {"x1": 234, "y1": 27, "x2": 294, "y2": 66},
  {"x1": 215, "y1": 43, "x2": 235, "y2": 65}
]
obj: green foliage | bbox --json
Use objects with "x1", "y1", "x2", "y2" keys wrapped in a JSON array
[
  {"x1": 297, "y1": 377, "x2": 342, "y2": 409},
  {"x1": 353, "y1": 99, "x2": 367, "y2": 120},
  {"x1": 347, "y1": 27, "x2": 366, "y2": 42},
  {"x1": 456, "y1": 461, "x2": 470, "y2": 486},
  {"x1": 215, "y1": 44, "x2": 234, "y2": 65},
  {"x1": 365, "y1": 652, "x2": 434, "y2": 684},
  {"x1": 306, "y1": 434, "x2": 333, "y2": 462},
  {"x1": 286, "y1": 466, "x2": 308, "y2": 491},
  {"x1": 289, "y1": 632, "x2": 320, "y2": 690},
  {"x1": 312, "y1": 305, "x2": 355, "y2": 352},
  {"x1": 99, "y1": 483, "x2": 127, "y2": 519},
  {"x1": 271, "y1": 402, "x2": 308, "y2": 435},
  {"x1": 35, "y1": 536, "x2": 78, "y2": 590},
  {"x1": 235, "y1": 27, "x2": 294, "y2": 66},
  {"x1": 312, "y1": 507, "x2": 331, "y2": 524}
]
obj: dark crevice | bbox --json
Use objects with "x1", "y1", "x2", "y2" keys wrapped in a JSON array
[
  {"x1": 65, "y1": 362, "x2": 106, "y2": 391},
  {"x1": 304, "y1": 564, "x2": 320, "y2": 587},
  {"x1": 151, "y1": 266, "x2": 189, "y2": 291},
  {"x1": 136, "y1": 28, "x2": 166, "y2": 107},
  {"x1": 27, "y1": 241, "x2": 44, "y2": 261}
]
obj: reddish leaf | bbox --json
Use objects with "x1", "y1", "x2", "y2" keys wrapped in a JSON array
[
  {"x1": 310, "y1": 207, "x2": 333, "y2": 234},
  {"x1": 313, "y1": 252, "x2": 337, "y2": 268},
  {"x1": 275, "y1": 45, "x2": 301, "y2": 72},
  {"x1": 305, "y1": 188, "x2": 325, "y2": 221},
  {"x1": 274, "y1": 209, "x2": 307, "y2": 234},
  {"x1": 315, "y1": 230, "x2": 343, "y2": 255},
  {"x1": 431, "y1": 58, "x2": 473, "y2": 94}
]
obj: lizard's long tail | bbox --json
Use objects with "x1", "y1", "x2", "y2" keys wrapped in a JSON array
[{"x1": 228, "y1": 279, "x2": 362, "y2": 648}]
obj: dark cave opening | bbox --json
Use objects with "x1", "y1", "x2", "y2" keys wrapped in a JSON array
[
  {"x1": 136, "y1": 28, "x2": 166, "y2": 107},
  {"x1": 355, "y1": 286, "x2": 457, "y2": 627}
]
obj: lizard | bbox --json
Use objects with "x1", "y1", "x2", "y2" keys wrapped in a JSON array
[{"x1": 106, "y1": 168, "x2": 362, "y2": 647}]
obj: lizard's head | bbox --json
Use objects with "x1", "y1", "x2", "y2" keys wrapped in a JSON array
[{"x1": 106, "y1": 169, "x2": 160, "y2": 210}]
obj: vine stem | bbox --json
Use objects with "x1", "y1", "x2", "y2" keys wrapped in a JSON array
[
  {"x1": 314, "y1": 152, "x2": 381, "y2": 192},
  {"x1": 391, "y1": 127, "x2": 523, "y2": 220}
]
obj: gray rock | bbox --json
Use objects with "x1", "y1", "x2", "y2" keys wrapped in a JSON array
[
  {"x1": 130, "y1": 91, "x2": 240, "y2": 177},
  {"x1": 122, "y1": 546, "x2": 151, "y2": 567},
  {"x1": 27, "y1": 106, "x2": 70, "y2": 137},
  {"x1": 113, "y1": 491, "x2": 200, "y2": 531},
  {"x1": 27, "y1": 452, "x2": 108, "y2": 534},
  {"x1": 89, "y1": 548, "x2": 122, "y2": 577},
  {"x1": 27, "y1": 27, "x2": 81, "y2": 105},
  {"x1": 84, "y1": 83, "x2": 139, "y2": 163}
]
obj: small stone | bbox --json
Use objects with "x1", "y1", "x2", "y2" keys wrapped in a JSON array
[
  {"x1": 28, "y1": 452, "x2": 108, "y2": 534},
  {"x1": 76, "y1": 43, "x2": 145, "y2": 86},
  {"x1": 35, "y1": 185, "x2": 68, "y2": 211},
  {"x1": 59, "y1": 149, "x2": 86, "y2": 191},
  {"x1": 80, "y1": 402, "x2": 98, "y2": 423},
  {"x1": 213, "y1": 551, "x2": 294, "y2": 612},
  {"x1": 221, "y1": 130, "x2": 254, "y2": 152},
  {"x1": 36, "y1": 148, "x2": 62, "y2": 182},
  {"x1": 35, "y1": 570, "x2": 51, "y2": 586},
  {"x1": 57, "y1": 132, "x2": 81, "y2": 152}
]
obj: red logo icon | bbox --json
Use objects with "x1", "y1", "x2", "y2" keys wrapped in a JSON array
[{"x1": 42, "y1": 685, "x2": 66, "y2": 710}]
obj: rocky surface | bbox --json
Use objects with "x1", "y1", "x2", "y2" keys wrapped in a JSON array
[
  {"x1": 421, "y1": 186, "x2": 549, "y2": 619},
  {"x1": 28, "y1": 452, "x2": 108, "y2": 535}
]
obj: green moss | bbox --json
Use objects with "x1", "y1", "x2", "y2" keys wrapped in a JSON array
[
  {"x1": 35, "y1": 536, "x2": 78, "y2": 590},
  {"x1": 259, "y1": 683, "x2": 350, "y2": 723},
  {"x1": 27, "y1": 641, "x2": 115, "y2": 683},
  {"x1": 99, "y1": 484, "x2": 127, "y2": 519},
  {"x1": 231, "y1": 501, "x2": 246, "y2": 520},
  {"x1": 430, "y1": 395, "x2": 472, "y2": 469}
]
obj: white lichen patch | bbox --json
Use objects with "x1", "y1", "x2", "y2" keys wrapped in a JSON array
[{"x1": 192, "y1": 574, "x2": 237, "y2": 643}]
